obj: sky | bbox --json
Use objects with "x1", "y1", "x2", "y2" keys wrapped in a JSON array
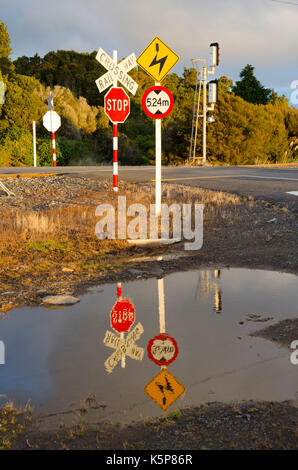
[{"x1": 1, "y1": 0, "x2": 298, "y2": 102}]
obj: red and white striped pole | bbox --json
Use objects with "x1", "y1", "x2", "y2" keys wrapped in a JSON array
[
  {"x1": 52, "y1": 132, "x2": 56, "y2": 167},
  {"x1": 112, "y1": 50, "x2": 118, "y2": 192},
  {"x1": 117, "y1": 282, "x2": 125, "y2": 368},
  {"x1": 117, "y1": 282, "x2": 122, "y2": 300},
  {"x1": 113, "y1": 123, "x2": 118, "y2": 191}
]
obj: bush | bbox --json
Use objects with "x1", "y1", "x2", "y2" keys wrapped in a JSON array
[
  {"x1": 0, "y1": 125, "x2": 33, "y2": 166},
  {"x1": 36, "y1": 136, "x2": 91, "y2": 166}
]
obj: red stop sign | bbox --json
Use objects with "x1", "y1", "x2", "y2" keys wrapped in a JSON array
[
  {"x1": 104, "y1": 87, "x2": 130, "y2": 123},
  {"x1": 110, "y1": 298, "x2": 135, "y2": 333}
]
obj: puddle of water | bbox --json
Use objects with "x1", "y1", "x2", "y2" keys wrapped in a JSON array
[{"x1": 0, "y1": 268, "x2": 297, "y2": 426}]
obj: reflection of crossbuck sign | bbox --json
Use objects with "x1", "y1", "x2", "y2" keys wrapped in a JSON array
[
  {"x1": 103, "y1": 322, "x2": 144, "y2": 373},
  {"x1": 95, "y1": 48, "x2": 138, "y2": 95}
]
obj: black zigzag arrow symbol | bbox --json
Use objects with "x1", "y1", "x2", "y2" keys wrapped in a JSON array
[{"x1": 149, "y1": 42, "x2": 168, "y2": 75}]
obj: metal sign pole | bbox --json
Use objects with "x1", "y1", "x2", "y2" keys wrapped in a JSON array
[
  {"x1": 202, "y1": 66, "x2": 207, "y2": 164},
  {"x1": 155, "y1": 82, "x2": 162, "y2": 216},
  {"x1": 49, "y1": 107, "x2": 56, "y2": 167},
  {"x1": 33, "y1": 121, "x2": 37, "y2": 167}
]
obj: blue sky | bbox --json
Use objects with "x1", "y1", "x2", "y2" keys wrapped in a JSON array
[{"x1": 1, "y1": 0, "x2": 298, "y2": 103}]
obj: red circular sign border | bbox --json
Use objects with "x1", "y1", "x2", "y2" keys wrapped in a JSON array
[
  {"x1": 147, "y1": 333, "x2": 179, "y2": 366},
  {"x1": 142, "y1": 86, "x2": 174, "y2": 119},
  {"x1": 110, "y1": 297, "x2": 135, "y2": 333},
  {"x1": 104, "y1": 86, "x2": 130, "y2": 124}
]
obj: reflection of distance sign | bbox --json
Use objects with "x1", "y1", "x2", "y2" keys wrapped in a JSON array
[
  {"x1": 137, "y1": 37, "x2": 180, "y2": 83},
  {"x1": 110, "y1": 298, "x2": 135, "y2": 333},
  {"x1": 103, "y1": 322, "x2": 144, "y2": 373},
  {"x1": 104, "y1": 87, "x2": 130, "y2": 123},
  {"x1": 147, "y1": 333, "x2": 178, "y2": 366},
  {"x1": 142, "y1": 86, "x2": 174, "y2": 119},
  {"x1": 144, "y1": 369, "x2": 185, "y2": 411},
  {"x1": 43, "y1": 111, "x2": 61, "y2": 133}
]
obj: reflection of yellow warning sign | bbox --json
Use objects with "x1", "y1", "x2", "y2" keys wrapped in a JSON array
[
  {"x1": 137, "y1": 37, "x2": 180, "y2": 83},
  {"x1": 144, "y1": 369, "x2": 185, "y2": 410}
]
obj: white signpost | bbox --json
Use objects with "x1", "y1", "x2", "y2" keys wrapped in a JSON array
[
  {"x1": 42, "y1": 91, "x2": 61, "y2": 167},
  {"x1": 103, "y1": 322, "x2": 145, "y2": 374}
]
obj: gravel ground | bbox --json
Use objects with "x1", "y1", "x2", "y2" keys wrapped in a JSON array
[{"x1": 251, "y1": 319, "x2": 298, "y2": 349}]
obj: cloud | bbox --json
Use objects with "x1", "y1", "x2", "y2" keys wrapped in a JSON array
[{"x1": 1, "y1": 0, "x2": 298, "y2": 92}]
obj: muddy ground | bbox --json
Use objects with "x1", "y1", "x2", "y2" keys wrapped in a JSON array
[
  {"x1": 251, "y1": 318, "x2": 298, "y2": 349},
  {"x1": 0, "y1": 175, "x2": 297, "y2": 450}
]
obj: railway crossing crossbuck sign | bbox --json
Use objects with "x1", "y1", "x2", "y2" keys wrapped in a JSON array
[
  {"x1": 103, "y1": 322, "x2": 144, "y2": 373},
  {"x1": 96, "y1": 48, "x2": 138, "y2": 95}
]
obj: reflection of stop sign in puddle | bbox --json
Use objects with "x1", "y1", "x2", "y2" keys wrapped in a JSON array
[
  {"x1": 147, "y1": 334, "x2": 178, "y2": 366},
  {"x1": 110, "y1": 298, "x2": 135, "y2": 333}
]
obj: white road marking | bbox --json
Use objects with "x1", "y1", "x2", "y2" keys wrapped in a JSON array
[
  {"x1": 240, "y1": 174, "x2": 298, "y2": 182},
  {"x1": 287, "y1": 191, "x2": 298, "y2": 196}
]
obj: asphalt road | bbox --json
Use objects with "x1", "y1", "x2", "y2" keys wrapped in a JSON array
[{"x1": 1, "y1": 165, "x2": 298, "y2": 210}]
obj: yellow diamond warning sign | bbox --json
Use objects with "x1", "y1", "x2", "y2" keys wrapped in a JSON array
[
  {"x1": 137, "y1": 37, "x2": 180, "y2": 83},
  {"x1": 144, "y1": 369, "x2": 185, "y2": 410}
]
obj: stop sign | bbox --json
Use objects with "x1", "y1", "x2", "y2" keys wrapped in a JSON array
[
  {"x1": 110, "y1": 298, "x2": 135, "y2": 333},
  {"x1": 104, "y1": 87, "x2": 130, "y2": 123}
]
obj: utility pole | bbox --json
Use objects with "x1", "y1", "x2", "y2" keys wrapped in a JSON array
[{"x1": 190, "y1": 43, "x2": 219, "y2": 164}]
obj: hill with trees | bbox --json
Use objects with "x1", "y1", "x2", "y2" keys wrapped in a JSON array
[{"x1": 0, "y1": 20, "x2": 297, "y2": 166}]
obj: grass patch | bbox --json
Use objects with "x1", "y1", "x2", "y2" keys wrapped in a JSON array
[
  {"x1": 0, "y1": 401, "x2": 32, "y2": 449},
  {"x1": 25, "y1": 240, "x2": 70, "y2": 252}
]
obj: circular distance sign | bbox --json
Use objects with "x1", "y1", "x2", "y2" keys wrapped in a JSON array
[
  {"x1": 147, "y1": 333, "x2": 179, "y2": 366},
  {"x1": 142, "y1": 86, "x2": 174, "y2": 119}
]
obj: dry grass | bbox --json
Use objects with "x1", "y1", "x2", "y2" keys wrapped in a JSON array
[
  {"x1": 0, "y1": 180, "x2": 251, "y2": 310},
  {"x1": 0, "y1": 182, "x2": 243, "y2": 243}
]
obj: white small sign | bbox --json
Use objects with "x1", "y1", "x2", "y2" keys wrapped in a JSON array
[{"x1": 43, "y1": 110, "x2": 61, "y2": 133}]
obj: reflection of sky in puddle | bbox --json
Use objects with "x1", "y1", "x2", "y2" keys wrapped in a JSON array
[{"x1": 0, "y1": 268, "x2": 297, "y2": 424}]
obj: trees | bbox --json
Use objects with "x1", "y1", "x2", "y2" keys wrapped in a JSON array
[
  {"x1": 0, "y1": 21, "x2": 14, "y2": 75},
  {"x1": 1, "y1": 13, "x2": 297, "y2": 167},
  {"x1": 232, "y1": 65, "x2": 272, "y2": 105},
  {"x1": 0, "y1": 22, "x2": 12, "y2": 58}
]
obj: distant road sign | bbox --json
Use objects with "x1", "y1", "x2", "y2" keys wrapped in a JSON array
[
  {"x1": 144, "y1": 369, "x2": 185, "y2": 410},
  {"x1": 96, "y1": 48, "x2": 138, "y2": 95},
  {"x1": 142, "y1": 86, "x2": 174, "y2": 119},
  {"x1": 110, "y1": 297, "x2": 135, "y2": 333},
  {"x1": 43, "y1": 111, "x2": 61, "y2": 133},
  {"x1": 104, "y1": 87, "x2": 130, "y2": 124},
  {"x1": 137, "y1": 37, "x2": 180, "y2": 83},
  {"x1": 147, "y1": 333, "x2": 178, "y2": 366}
]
